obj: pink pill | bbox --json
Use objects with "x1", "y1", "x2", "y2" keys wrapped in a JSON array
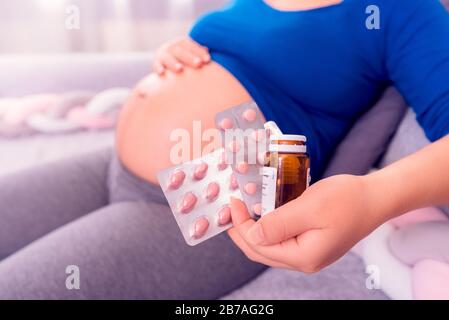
[
  {"x1": 217, "y1": 152, "x2": 228, "y2": 171},
  {"x1": 193, "y1": 162, "x2": 208, "y2": 180},
  {"x1": 220, "y1": 118, "x2": 234, "y2": 130},
  {"x1": 251, "y1": 129, "x2": 265, "y2": 142},
  {"x1": 253, "y1": 203, "x2": 262, "y2": 216},
  {"x1": 205, "y1": 182, "x2": 220, "y2": 202},
  {"x1": 243, "y1": 109, "x2": 257, "y2": 122},
  {"x1": 244, "y1": 182, "x2": 257, "y2": 195},
  {"x1": 236, "y1": 162, "x2": 249, "y2": 174},
  {"x1": 190, "y1": 216, "x2": 210, "y2": 239},
  {"x1": 168, "y1": 170, "x2": 186, "y2": 190},
  {"x1": 227, "y1": 140, "x2": 240, "y2": 153},
  {"x1": 229, "y1": 174, "x2": 239, "y2": 190},
  {"x1": 218, "y1": 206, "x2": 232, "y2": 226},
  {"x1": 179, "y1": 192, "x2": 197, "y2": 214},
  {"x1": 257, "y1": 152, "x2": 268, "y2": 165}
]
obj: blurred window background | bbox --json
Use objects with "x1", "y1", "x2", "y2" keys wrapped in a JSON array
[{"x1": 0, "y1": 0, "x2": 227, "y2": 54}]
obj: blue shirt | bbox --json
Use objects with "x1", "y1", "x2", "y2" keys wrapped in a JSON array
[{"x1": 190, "y1": 0, "x2": 449, "y2": 179}]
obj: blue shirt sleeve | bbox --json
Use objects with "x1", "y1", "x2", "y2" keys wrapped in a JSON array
[{"x1": 386, "y1": 0, "x2": 449, "y2": 141}]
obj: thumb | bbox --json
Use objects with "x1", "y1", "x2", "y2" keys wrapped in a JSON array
[
  {"x1": 245, "y1": 197, "x2": 316, "y2": 246},
  {"x1": 229, "y1": 197, "x2": 252, "y2": 226}
]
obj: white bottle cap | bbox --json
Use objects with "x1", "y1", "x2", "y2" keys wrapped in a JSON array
[
  {"x1": 269, "y1": 134, "x2": 307, "y2": 142},
  {"x1": 264, "y1": 121, "x2": 283, "y2": 136},
  {"x1": 268, "y1": 144, "x2": 307, "y2": 153}
]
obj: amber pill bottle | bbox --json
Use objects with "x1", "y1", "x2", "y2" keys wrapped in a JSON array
[{"x1": 262, "y1": 135, "x2": 310, "y2": 214}]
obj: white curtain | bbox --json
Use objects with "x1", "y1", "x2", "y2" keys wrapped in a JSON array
[{"x1": 0, "y1": 0, "x2": 226, "y2": 54}]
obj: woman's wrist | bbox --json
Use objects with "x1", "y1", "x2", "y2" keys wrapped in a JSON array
[
  {"x1": 361, "y1": 136, "x2": 449, "y2": 223},
  {"x1": 360, "y1": 171, "x2": 406, "y2": 226},
  {"x1": 361, "y1": 163, "x2": 431, "y2": 225}
]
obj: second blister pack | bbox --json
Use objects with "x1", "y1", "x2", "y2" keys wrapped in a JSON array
[{"x1": 215, "y1": 101, "x2": 270, "y2": 217}]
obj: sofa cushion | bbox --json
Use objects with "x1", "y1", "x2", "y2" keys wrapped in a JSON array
[
  {"x1": 222, "y1": 252, "x2": 388, "y2": 299},
  {"x1": 324, "y1": 87, "x2": 407, "y2": 177},
  {"x1": 0, "y1": 54, "x2": 151, "y2": 97}
]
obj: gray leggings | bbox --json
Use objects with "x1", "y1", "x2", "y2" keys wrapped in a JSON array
[{"x1": 0, "y1": 149, "x2": 265, "y2": 299}]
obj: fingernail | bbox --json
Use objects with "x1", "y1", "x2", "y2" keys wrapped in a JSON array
[
  {"x1": 193, "y1": 57, "x2": 202, "y2": 66},
  {"x1": 230, "y1": 196, "x2": 239, "y2": 206},
  {"x1": 246, "y1": 224, "x2": 265, "y2": 245}
]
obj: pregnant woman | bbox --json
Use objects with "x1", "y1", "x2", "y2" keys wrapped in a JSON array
[{"x1": 1, "y1": 0, "x2": 449, "y2": 299}]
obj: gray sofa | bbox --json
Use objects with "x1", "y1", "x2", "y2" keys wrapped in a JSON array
[{"x1": 0, "y1": 53, "x2": 390, "y2": 299}]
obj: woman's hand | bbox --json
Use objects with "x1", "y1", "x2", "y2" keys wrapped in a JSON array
[
  {"x1": 153, "y1": 37, "x2": 211, "y2": 75},
  {"x1": 228, "y1": 136, "x2": 449, "y2": 273},
  {"x1": 228, "y1": 174, "x2": 385, "y2": 273}
]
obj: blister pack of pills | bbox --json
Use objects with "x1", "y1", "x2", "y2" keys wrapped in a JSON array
[
  {"x1": 215, "y1": 101, "x2": 274, "y2": 218},
  {"x1": 157, "y1": 149, "x2": 242, "y2": 246}
]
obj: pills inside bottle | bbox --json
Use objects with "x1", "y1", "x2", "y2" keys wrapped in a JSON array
[{"x1": 262, "y1": 134, "x2": 310, "y2": 215}]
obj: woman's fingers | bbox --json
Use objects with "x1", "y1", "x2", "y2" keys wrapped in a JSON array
[
  {"x1": 229, "y1": 197, "x2": 252, "y2": 224},
  {"x1": 236, "y1": 217, "x2": 315, "y2": 272},
  {"x1": 229, "y1": 197, "x2": 333, "y2": 272},
  {"x1": 246, "y1": 197, "x2": 317, "y2": 246},
  {"x1": 172, "y1": 45, "x2": 204, "y2": 69},
  {"x1": 154, "y1": 38, "x2": 210, "y2": 75},
  {"x1": 159, "y1": 52, "x2": 184, "y2": 73},
  {"x1": 228, "y1": 176, "x2": 376, "y2": 273},
  {"x1": 241, "y1": 220, "x2": 334, "y2": 273},
  {"x1": 228, "y1": 198, "x2": 295, "y2": 268},
  {"x1": 228, "y1": 228, "x2": 295, "y2": 270},
  {"x1": 228, "y1": 197, "x2": 324, "y2": 271},
  {"x1": 182, "y1": 39, "x2": 211, "y2": 63},
  {"x1": 228, "y1": 198, "x2": 294, "y2": 269},
  {"x1": 230, "y1": 209, "x2": 303, "y2": 268},
  {"x1": 153, "y1": 60, "x2": 165, "y2": 75}
]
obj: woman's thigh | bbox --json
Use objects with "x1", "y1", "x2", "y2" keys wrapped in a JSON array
[
  {"x1": 0, "y1": 148, "x2": 111, "y2": 260},
  {"x1": 0, "y1": 201, "x2": 265, "y2": 299}
]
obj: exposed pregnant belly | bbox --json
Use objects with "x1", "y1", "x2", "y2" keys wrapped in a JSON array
[{"x1": 116, "y1": 62, "x2": 252, "y2": 184}]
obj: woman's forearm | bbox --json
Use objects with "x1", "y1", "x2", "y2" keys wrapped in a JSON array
[{"x1": 364, "y1": 134, "x2": 449, "y2": 222}]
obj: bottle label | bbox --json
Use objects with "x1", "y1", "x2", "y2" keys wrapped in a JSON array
[
  {"x1": 307, "y1": 168, "x2": 311, "y2": 188},
  {"x1": 261, "y1": 166, "x2": 277, "y2": 216}
]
